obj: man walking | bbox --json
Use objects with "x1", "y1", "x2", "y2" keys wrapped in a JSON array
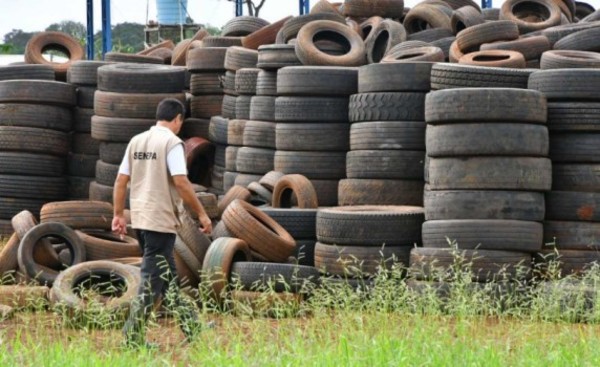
[{"x1": 112, "y1": 98, "x2": 213, "y2": 348}]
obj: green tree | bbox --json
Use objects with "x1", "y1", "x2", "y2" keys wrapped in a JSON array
[
  {"x1": 0, "y1": 44, "x2": 13, "y2": 54},
  {"x1": 46, "y1": 21, "x2": 87, "y2": 43},
  {"x1": 2, "y1": 29, "x2": 35, "y2": 54}
]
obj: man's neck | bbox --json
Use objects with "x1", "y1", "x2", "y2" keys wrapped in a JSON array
[{"x1": 156, "y1": 120, "x2": 177, "y2": 134}]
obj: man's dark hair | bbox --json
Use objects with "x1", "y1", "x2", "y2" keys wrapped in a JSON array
[{"x1": 156, "y1": 98, "x2": 186, "y2": 122}]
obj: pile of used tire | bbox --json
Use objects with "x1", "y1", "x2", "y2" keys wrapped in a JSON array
[
  {"x1": 90, "y1": 63, "x2": 187, "y2": 203},
  {"x1": 0, "y1": 72, "x2": 75, "y2": 236},
  {"x1": 66, "y1": 61, "x2": 112, "y2": 199},
  {"x1": 411, "y1": 88, "x2": 551, "y2": 287},
  {"x1": 530, "y1": 69, "x2": 600, "y2": 276}
]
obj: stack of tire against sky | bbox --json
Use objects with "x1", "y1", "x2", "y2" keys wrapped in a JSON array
[
  {"x1": 89, "y1": 63, "x2": 187, "y2": 204},
  {"x1": 530, "y1": 69, "x2": 600, "y2": 276},
  {"x1": 66, "y1": 61, "x2": 111, "y2": 200}
]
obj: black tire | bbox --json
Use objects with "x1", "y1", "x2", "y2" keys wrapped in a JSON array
[
  {"x1": 99, "y1": 142, "x2": 128, "y2": 165},
  {"x1": 250, "y1": 96, "x2": 276, "y2": 121},
  {"x1": 274, "y1": 151, "x2": 346, "y2": 180},
  {"x1": 49, "y1": 260, "x2": 140, "y2": 311},
  {"x1": 451, "y1": 5, "x2": 485, "y2": 33},
  {"x1": 481, "y1": 36, "x2": 550, "y2": 62},
  {"x1": 349, "y1": 93, "x2": 425, "y2": 122},
  {"x1": 0, "y1": 152, "x2": 65, "y2": 177},
  {"x1": 430, "y1": 36, "x2": 455, "y2": 60},
  {"x1": 181, "y1": 118, "x2": 210, "y2": 139},
  {"x1": 550, "y1": 133, "x2": 600, "y2": 162},
  {"x1": 276, "y1": 123, "x2": 349, "y2": 151},
  {"x1": 235, "y1": 95, "x2": 252, "y2": 120},
  {"x1": 0, "y1": 103, "x2": 72, "y2": 132},
  {"x1": 91, "y1": 116, "x2": 155, "y2": 143},
  {"x1": 230, "y1": 262, "x2": 320, "y2": 293},
  {"x1": 426, "y1": 123, "x2": 549, "y2": 157},
  {"x1": 455, "y1": 20, "x2": 519, "y2": 53},
  {"x1": 73, "y1": 107, "x2": 93, "y2": 133},
  {"x1": 358, "y1": 63, "x2": 433, "y2": 93},
  {"x1": 365, "y1": 19, "x2": 408, "y2": 63},
  {"x1": 409, "y1": 247, "x2": 532, "y2": 282},
  {"x1": 186, "y1": 47, "x2": 228, "y2": 72},
  {"x1": 0, "y1": 126, "x2": 68, "y2": 156},
  {"x1": 221, "y1": 95, "x2": 237, "y2": 119},
  {"x1": 278, "y1": 13, "x2": 346, "y2": 44},
  {"x1": 422, "y1": 219, "x2": 542, "y2": 252},
  {"x1": 89, "y1": 181, "x2": 120, "y2": 206},
  {"x1": 311, "y1": 179, "x2": 339, "y2": 207},
  {"x1": 338, "y1": 179, "x2": 424, "y2": 206},
  {"x1": 0, "y1": 197, "x2": 48, "y2": 220},
  {"x1": 0, "y1": 64, "x2": 55, "y2": 81},
  {"x1": 546, "y1": 191, "x2": 600, "y2": 221},
  {"x1": 67, "y1": 153, "x2": 98, "y2": 177},
  {"x1": 71, "y1": 133, "x2": 100, "y2": 155},
  {"x1": 94, "y1": 91, "x2": 186, "y2": 119},
  {"x1": 541, "y1": 50, "x2": 600, "y2": 70},
  {"x1": 214, "y1": 144, "x2": 227, "y2": 167},
  {"x1": 350, "y1": 121, "x2": 425, "y2": 151},
  {"x1": 544, "y1": 221, "x2": 600, "y2": 250},
  {"x1": 547, "y1": 102, "x2": 600, "y2": 131},
  {"x1": 76, "y1": 86, "x2": 96, "y2": 108},
  {"x1": 553, "y1": 26, "x2": 600, "y2": 51},
  {"x1": 243, "y1": 120, "x2": 276, "y2": 149},
  {"x1": 275, "y1": 96, "x2": 349, "y2": 122},
  {"x1": 0, "y1": 80, "x2": 76, "y2": 107},
  {"x1": 104, "y1": 52, "x2": 163, "y2": 64},
  {"x1": 258, "y1": 208, "x2": 317, "y2": 239},
  {"x1": 224, "y1": 46, "x2": 259, "y2": 71},
  {"x1": 40, "y1": 201, "x2": 113, "y2": 230},
  {"x1": 235, "y1": 68, "x2": 260, "y2": 95},
  {"x1": 317, "y1": 205, "x2": 423, "y2": 246},
  {"x1": 190, "y1": 72, "x2": 224, "y2": 95},
  {"x1": 406, "y1": 28, "x2": 454, "y2": 42},
  {"x1": 202, "y1": 36, "x2": 243, "y2": 48},
  {"x1": 259, "y1": 171, "x2": 285, "y2": 190},
  {"x1": 189, "y1": 94, "x2": 225, "y2": 119},
  {"x1": 222, "y1": 16, "x2": 270, "y2": 37},
  {"x1": 256, "y1": 70, "x2": 277, "y2": 96},
  {"x1": 277, "y1": 66, "x2": 358, "y2": 96},
  {"x1": 346, "y1": 150, "x2": 424, "y2": 180},
  {"x1": 67, "y1": 60, "x2": 113, "y2": 85},
  {"x1": 225, "y1": 146, "x2": 239, "y2": 171},
  {"x1": 552, "y1": 164, "x2": 600, "y2": 192},
  {"x1": 18, "y1": 222, "x2": 85, "y2": 285},
  {"x1": 499, "y1": 0, "x2": 561, "y2": 34},
  {"x1": 424, "y1": 189, "x2": 545, "y2": 221},
  {"x1": 403, "y1": 5, "x2": 453, "y2": 34},
  {"x1": 95, "y1": 160, "x2": 119, "y2": 186},
  {"x1": 430, "y1": 63, "x2": 534, "y2": 90},
  {"x1": 536, "y1": 249, "x2": 600, "y2": 277},
  {"x1": 222, "y1": 71, "x2": 237, "y2": 95},
  {"x1": 541, "y1": 22, "x2": 600, "y2": 46},
  {"x1": 528, "y1": 69, "x2": 600, "y2": 101},
  {"x1": 428, "y1": 157, "x2": 552, "y2": 191},
  {"x1": 227, "y1": 119, "x2": 246, "y2": 146},
  {"x1": 0, "y1": 175, "x2": 66, "y2": 200},
  {"x1": 97, "y1": 64, "x2": 185, "y2": 93},
  {"x1": 294, "y1": 239, "x2": 316, "y2": 266},
  {"x1": 425, "y1": 88, "x2": 547, "y2": 123},
  {"x1": 315, "y1": 243, "x2": 411, "y2": 277},
  {"x1": 256, "y1": 44, "x2": 301, "y2": 69},
  {"x1": 67, "y1": 176, "x2": 93, "y2": 200},
  {"x1": 209, "y1": 116, "x2": 229, "y2": 145},
  {"x1": 235, "y1": 147, "x2": 275, "y2": 174}
]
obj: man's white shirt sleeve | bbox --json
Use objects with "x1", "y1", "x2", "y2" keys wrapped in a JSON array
[{"x1": 118, "y1": 144, "x2": 187, "y2": 176}]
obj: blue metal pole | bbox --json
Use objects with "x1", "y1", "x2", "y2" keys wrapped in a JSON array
[
  {"x1": 86, "y1": 0, "x2": 94, "y2": 60},
  {"x1": 236, "y1": 0, "x2": 243, "y2": 16},
  {"x1": 481, "y1": 0, "x2": 492, "y2": 9},
  {"x1": 101, "y1": 0, "x2": 112, "y2": 58},
  {"x1": 299, "y1": 0, "x2": 310, "y2": 15}
]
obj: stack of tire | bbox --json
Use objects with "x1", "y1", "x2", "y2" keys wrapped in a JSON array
[
  {"x1": 315, "y1": 206, "x2": 424, "y2": 283},
  {"x1": 529, "y1": 69, "x2": 600, "y2": 276},
  {"x1": 340, "y1": 62, "x2": 430, "y2": 206},
  {"x1": 90, "y1": 64, "x2": 186, "y2": 204},
  {"x1": 0, "y1": 79, "x2": 75, "y2": 235},
  {"x1": 221, "y1": 47, "x2": 259, "y2": 191},
  {"x1": 272, "y1": 66, "x2": 358, "y2": 206},
  {"x1": 66, "y1": 61, "x2": 112, "y2": 199},
  {"x1": 410, "y1": 88, "x2": 551, "y2": 286}
]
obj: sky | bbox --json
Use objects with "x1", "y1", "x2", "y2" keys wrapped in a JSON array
[{"x1": 1, "y1": 0, "x2": 599, "y2": 40}]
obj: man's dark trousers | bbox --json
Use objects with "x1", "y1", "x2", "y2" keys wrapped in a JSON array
[{"x1": 123, "y1": 229, "x2": 199, "y2": 344}]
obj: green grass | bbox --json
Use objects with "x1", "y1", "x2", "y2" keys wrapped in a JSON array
[
  {"x1": 2, "y1": 311, "x2": 600, "y2": 366},
  {"x1": 3, "y1": 243, "x2": 600, "y2": 365}
]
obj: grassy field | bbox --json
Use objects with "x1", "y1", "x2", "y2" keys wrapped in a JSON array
[
  {"x1": 2, "y1": 310, "x2": 600, "y2": 366},
  {"x1": 2, "y1": 241, "x2": 600, "y2": 366}
]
